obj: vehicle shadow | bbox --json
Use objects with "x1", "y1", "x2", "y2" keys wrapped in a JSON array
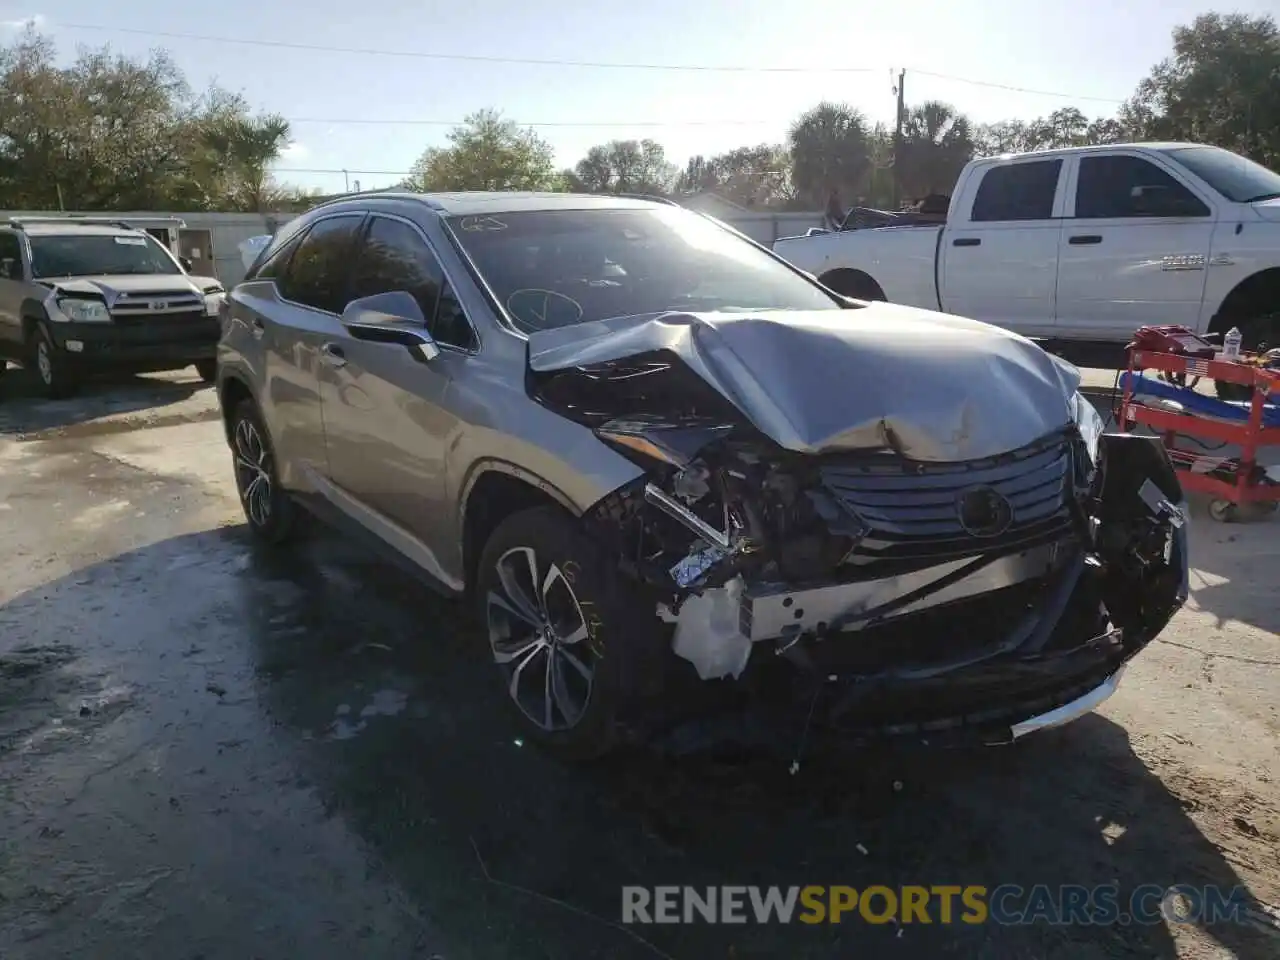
[
  {"x1": 0, "y1": 364, "x2": 208, "y2": 438},
  {"x1": 2, "y1": 525, "x2": 1274, "y2": 960}
]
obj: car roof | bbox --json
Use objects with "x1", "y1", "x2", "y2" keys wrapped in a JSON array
[
  {"x1": 14, "y1": 223, "x2": 146, "y2": 237},
  {"x1": 313, "y1": 190, "x2": 668, "y2": 218}
]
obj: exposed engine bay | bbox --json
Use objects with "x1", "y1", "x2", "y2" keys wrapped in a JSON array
[{"x1": 526, "y1": 311, "x2": 1190, "y2": 744}]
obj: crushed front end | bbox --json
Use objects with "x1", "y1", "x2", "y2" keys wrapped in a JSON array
[{"x1": 542, "y1": 359, "x2": 1189, "y2": 747}]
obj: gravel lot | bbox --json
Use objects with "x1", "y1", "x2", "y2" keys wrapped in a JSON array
[{"x1": 1, "y1": 367, "x2": 1277, "y2": 959}]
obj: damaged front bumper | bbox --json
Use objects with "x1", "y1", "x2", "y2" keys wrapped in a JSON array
[{"x1": 583, "y1": 425, "x2": 1190, "y2": 748}]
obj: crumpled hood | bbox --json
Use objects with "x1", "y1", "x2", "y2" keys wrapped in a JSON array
[
  {"x1": 527, "y1": 303, "x2": 1081, "y2": 462},
  {"x1": 42, "y1": 273, "x2": 217, "y2": 301}
]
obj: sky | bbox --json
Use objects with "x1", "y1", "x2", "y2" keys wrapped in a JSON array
[{"x1": 1, "y1": 1, "x2": 1275, "y2": 194}]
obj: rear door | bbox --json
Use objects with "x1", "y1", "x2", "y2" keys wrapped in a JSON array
[
  {"x1": 939, "y1": 158, "x2": 1067, "y2": 336},
  {"x1": 318, "y1": 213, "x2": 478, "y2": 571},
  {"x1": 1054, "y1": 152, "x2": 1217, "y2": 338},
  {"x1": 234, "y1": 213, "x2": 365, "y2": 483}
]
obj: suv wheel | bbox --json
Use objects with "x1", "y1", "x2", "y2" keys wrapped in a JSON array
[
  {"x1": 33, "y1": 325, "x2": 77, "y2": 399},
  {"x1": 194, "y1": 359, "x2": 217, "y2": 384},
  {"x1": 477, "y1": 506, "x2": 652, "y2": 760},
  {"x1": 229, "y1": 399, "x2": 301, "y2": 544}
]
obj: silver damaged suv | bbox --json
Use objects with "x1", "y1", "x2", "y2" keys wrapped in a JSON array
[{"x1": 216, "y1": 192, "x2": 1189, "y2": 759}]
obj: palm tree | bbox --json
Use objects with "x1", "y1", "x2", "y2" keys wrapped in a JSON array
[{"x1": 897, "y1": 101, "x2": 976, "y2": 202}]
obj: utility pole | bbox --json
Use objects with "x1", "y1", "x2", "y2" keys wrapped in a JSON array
[
  {"x1": 342, "y1": 169, "x2": 350, "y2": 192},
  {"x1": 892, "y1": 69, "x2": 906, "y2": 210}
]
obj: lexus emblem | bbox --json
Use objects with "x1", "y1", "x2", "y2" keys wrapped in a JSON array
[{"x1": 956, "y1": 485, "x2": 1014, "y2": 538}]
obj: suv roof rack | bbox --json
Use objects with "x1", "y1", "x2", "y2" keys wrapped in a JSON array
[{"x1": 7, "y1": 215, "x2": 188, "y2": 231}]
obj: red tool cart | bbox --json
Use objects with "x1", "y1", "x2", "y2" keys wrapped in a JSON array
[{"x1": 1118, "y1": 334, "x2": 1280, "y2": 523}]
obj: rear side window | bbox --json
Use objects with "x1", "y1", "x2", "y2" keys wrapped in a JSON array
[
  {"x1": 247, "y1": 232, "x2": 302, "y2": 281},
  {"x1": 278, "y1": 215, "x2": 364, "y2": 313},
  {"x1": 1075, "y1": 155, "x2": 1209, "y2": 218},
  {"x1": 971, "y1": 160, "x2": 1063, "y2": 222},
  {"x1": 0, "y1": 231, "x2": 22, "y2": 279}
]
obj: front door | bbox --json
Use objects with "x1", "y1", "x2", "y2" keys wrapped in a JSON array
[
  {"x1": 318, "y1": 213, "x2": 473, "y2": 564},
  {"x1": 1054, "y1": 153, "x2": 1218, "y2": 339}
]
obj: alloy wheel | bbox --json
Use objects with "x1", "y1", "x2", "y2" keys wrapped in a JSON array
[
  {"x1": 233, "y1": 417, "x2": 273, "y2": 527},
  {"x1": 486, "y1": 546, "x2": 595, "y2": 731},
  {"x1": 36, "y1": 340, "x2": 52, "y2": 385}
]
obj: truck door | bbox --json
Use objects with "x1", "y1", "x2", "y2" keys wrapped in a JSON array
[
  {"x1": 1055, "y1": 152, "x2": 1216, "y2": 338},
  {"x1": 939, "y1": 158, "x2": 1066, "y2": 337}
]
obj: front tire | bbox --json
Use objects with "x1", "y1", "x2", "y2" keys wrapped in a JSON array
[
  {"x1": 229, "y1": 399, "x2": 302, "y2": 544},
  {"x1": 194, "y1": 359, "x2": 217, "y2": 384},
  {"x1": 476, "y1": 506, "x2": 656, "y2": 760},
  {"x1": 33, "y1": 324, "x2": 77, "y2": 399}
]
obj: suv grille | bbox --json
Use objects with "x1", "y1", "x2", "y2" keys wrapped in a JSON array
[
  {"x1": 110, "y1": 293, "x2": 204, "y2": 325},
  {"x1": 819, "y1": 430, "x2": 1075, "y2": 570}
]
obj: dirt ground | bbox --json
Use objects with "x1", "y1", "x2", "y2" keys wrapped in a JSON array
[{"x1": 0, "y1": 368, "x2": 1277, "y2": 960}]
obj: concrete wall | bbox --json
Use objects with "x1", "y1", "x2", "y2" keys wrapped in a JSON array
[{"x1": 1, "y1": 207, "x2": 825, "y2": 287}]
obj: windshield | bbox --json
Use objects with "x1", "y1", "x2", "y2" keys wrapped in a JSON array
[
  {"x1": 29, "y1": 234, "x2": 182, "y2": 279},
  {"x1": 446, "y1": 207, "x2": 843, "y2": 333},
  {"x1": 1158, "y1": 146, "x2": 1280, "y2": 203}
]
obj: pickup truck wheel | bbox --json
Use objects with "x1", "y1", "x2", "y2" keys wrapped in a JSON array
[
  {"x1": 229, "y1": 399, "x2": 302, "y2": 545},
  {"x1": 33, "y1": 324, "x2": 78, "y2": 399},
  {"x1": 1214, "y1": 314, "x2": 1276, "y2": 402},
  {"x1": 477, "y1": 506, "x2": 652, "y2": 760}
]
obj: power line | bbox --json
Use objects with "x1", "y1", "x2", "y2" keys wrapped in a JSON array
[
  {"x1": 55, "y1": 22, "x2": 881, "y2": 74},
  {"x1": 910, "y1": 68, "x2": 1126, "y2": 105},
  {"x1": 275, "y1": 167, "x2": 413, "y2": 176},
  {"x1": 52, "y1": 21, "x2": 1129, "y2": 103}
]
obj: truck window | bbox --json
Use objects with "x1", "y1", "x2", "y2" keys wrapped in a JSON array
[
  {"x1": 970, "y1": 160, "x2": 1063, "y2": 222},
  {"x1": 1076, "y1": 155, "x2": 1209, "y2": 218}
]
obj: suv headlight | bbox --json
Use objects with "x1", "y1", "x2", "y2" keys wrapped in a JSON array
[
  {"x1": 56, "y1": 298, "x2": 110, "y2": 323},
  {"x1": 203, "y1": 290, "x2": 226, "y2": 316}
]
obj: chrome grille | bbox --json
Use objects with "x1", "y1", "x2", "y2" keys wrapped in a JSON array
[
  {"x1": 110, "y1": 293, "x2": 204, "y2": 319},
  {"x1": 819, "y1": 431, "x2": 1074, "y2": 569}
]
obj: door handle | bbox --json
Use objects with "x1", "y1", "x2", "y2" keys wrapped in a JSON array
[
  {"x1": 952, "y1": 237, "x2": 981, "y2": 247},
  {"x1": 250, "y1": 317, "x2": 265, "y2": 339},
  {"x1": 1068, "y1": 235, "x2": 1103, "y2": 245},
  {"x1": 320, "y1": 342, "x2": 347, "y2": 367}
]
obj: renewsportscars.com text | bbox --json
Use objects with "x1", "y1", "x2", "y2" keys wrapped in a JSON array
[{"x1": 621, "y1": 884, "x2": 1251, "y2": 926}]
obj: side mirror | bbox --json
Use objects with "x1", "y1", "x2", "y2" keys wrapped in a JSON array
[
  {"x1": 0, "y1": 258, "x2": 17, "y2": 280},
  {"x1": 340, "y1": 291, "x2": 439, "y2": 363},
  {"x1": 178, "y1": 256, "x2": 193, "y2": 272}
]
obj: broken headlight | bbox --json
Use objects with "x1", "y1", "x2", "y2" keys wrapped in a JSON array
[{"x1": 1072, "y1": 390, "x2": 1105, "y2": 466}]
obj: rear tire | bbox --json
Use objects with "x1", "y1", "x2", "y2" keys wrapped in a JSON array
[
  {"x1": 1214, "y1": 314, "x2": 1276, "y2": 402},
  {"x1": 33, "y1": 324, "x2": 77, "y2": 399},
  {"x1": 194, "y1": 359, "x2": 217, "y2": 384},
  {"x1": 819, "y1": 270, "x2": 886, "y2": 302},
  {"x1": 475, "y1": 506, "x2": 659, "y2": 760},
  {"x1": 229, "y1": 399, "x2": 302, "y2": 545}
]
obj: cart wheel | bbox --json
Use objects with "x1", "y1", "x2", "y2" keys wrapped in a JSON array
[{"x1": 1207, "y1": 499, "x2": 1239, "y2": 523}]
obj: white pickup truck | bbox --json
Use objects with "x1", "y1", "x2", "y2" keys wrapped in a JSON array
[{"x1": 773, "y1": 142, "x2": 1280, "y2": 378}]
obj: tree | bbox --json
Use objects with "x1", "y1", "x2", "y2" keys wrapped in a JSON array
[
  {"x1": 674, "y1": 144, "x2": 793, "y2": 207},
  {"x1": 573, "y1": 139, "x2": 675, "y2": 195},
  {"x1": 896, "y1": 101, "x2": 976, "y2": 200},
  {"x1": 788, "y1": 102, "x2": 875, "y2": 207},
  {"x1": 1121, "y1": 12, "x2": 1280, "y2": 167},
  {"x1": 402, "y1": 109, "x2": 558, "y2": 192},
  {"x1": 0, "y1": 28, "x2": 299, "y2": 211}
]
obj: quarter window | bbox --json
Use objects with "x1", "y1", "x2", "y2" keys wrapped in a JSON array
[{"x1": 971, "y1": 160, "x2": 1063, "y2": 222}]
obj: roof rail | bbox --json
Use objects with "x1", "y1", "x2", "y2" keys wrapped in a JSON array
[
  {"x1": 8, "y1": 215, "x2": 188, "y2": 231},
  {"x1": 612, "y1": 193, "x2": 680, "y2": 206}
]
